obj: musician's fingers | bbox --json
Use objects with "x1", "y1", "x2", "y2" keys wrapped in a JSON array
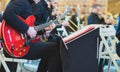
[
  {"x1": 48, "y1": 25, "x2": 52, "y2": 30},
  {"x1": 61, "y1": 21, "x2": 69, "y2": 26},
  {"x1": 51, "y1": 23, "x2": 56, "y2": 29}
]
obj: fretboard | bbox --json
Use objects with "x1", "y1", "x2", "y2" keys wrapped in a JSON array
[
  {"x1": 34, "y1": 19, "x2": 58, "y2": 32},
  {"x1": 34, "y1": 6, "x2": 70, "y2": 32}
]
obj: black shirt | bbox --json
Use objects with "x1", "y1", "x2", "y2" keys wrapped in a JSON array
[
  {"x1": 32, "y1": 0, "x2": 52, "y2": 25},
  {"x1": 3, "y1": 0, "x2": 33, "y2": 33},
  {"x1": 88, "y1": 12, "x2": 105, "y2": 24}
]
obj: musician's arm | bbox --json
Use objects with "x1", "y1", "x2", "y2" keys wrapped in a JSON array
[{"x1": 3, "y1": 0, "x2": 30, "y2": 33}]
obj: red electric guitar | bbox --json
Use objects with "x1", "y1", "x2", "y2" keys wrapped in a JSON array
[
  {"x1": 2, "y1": 15, "x2": 66, "y2": 57},
  {"x1": 1, "y1": 7, "x2": 70, "y2": 57},
  {"x1": 1, "y1": 15, "x2": 35, "y2": 57},
  {"x1": 1, "y1": 15, "x2": 59, "y2": 57}
]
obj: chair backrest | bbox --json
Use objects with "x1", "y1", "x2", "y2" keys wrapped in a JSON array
[
  {"x1": 99, "y1": 25, "x2": 120, "y2": 72},
  {"x1": 100, "y1": 25, "x2": 116, "y2": 36}
]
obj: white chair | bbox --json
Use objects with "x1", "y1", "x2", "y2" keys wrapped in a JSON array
[
  {"x1": 57, "y1": 26, "x2": 68, "y2": 37},
  {"x1": 0, "y1": 39, "x2": 28, "y2": 72},
  {"x1": 99, "y1": 25, "x2": 120, "y2": 72}
]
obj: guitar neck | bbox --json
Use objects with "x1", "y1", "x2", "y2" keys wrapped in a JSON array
[
  {"x1": 34, "y1": 6, "x2": 70, "y2": 32},
  {"x1": 34, "y1": 19, "x2": 58, "y2": 32}
]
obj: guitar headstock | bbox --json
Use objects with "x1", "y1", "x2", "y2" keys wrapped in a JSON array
[
  {"x1": 65, "y1": 6, "x2": 71, "y2": 14},
  {"x1": 44, "y1": 6, "x2": 71, "y2": 26},
  {"x1": 60, "y1": 6, "x2": 71, "y2": 19}
]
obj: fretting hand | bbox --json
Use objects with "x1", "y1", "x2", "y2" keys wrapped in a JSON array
[{"x1": 61, "y1": 21, "x2": 69, "y2": 26}]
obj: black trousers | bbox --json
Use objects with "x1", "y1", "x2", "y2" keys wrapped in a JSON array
[
  {"x1": 1, "y1": 35, "x2": 63, "y2": 72},
  {"x1": 23, "y1": 35, "x2": 63, "y2": 72}
]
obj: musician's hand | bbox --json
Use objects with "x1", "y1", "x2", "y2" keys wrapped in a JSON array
[
  {"x1": 106, "y1": 18, "x2": 114, "y2": 25},
  {"x1": 98, "y1": 12, "x2": 104, "y2": 19},
  {"x1": 51, "y1": 23, "x2": 56, "y2": 29},
  {"x1": 45, "y1": 30, "x2": 51, "y2": 38},
  {"x1": 44, "y1": 23, "x2": 56, "y2": 31},
  {"x1": 61, "y1": 21, "x2": 69, "y2": 26},
  {"x1": 27, "y1": 27, "x2": 37, "y2": 38}
]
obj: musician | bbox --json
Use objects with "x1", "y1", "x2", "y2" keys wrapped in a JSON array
[
  {"x1": 32, "y1": 0, "x2": 55, "y2": 71},
  {"x1": 32, "y1": 0, "x2": 69, "y2": 35},
  {"x1": 87, "y1": 4, "x2": 106, "y2": 24},
  {"x1": 32, "y1": 0, "x2": 69, "y2": 71},
  {"x1": 66, "y1": 8, "x2": 78, "y2": 34},
  {"x1": 88, "y1": 4, "x2": 114, "y2": 25},
  {"x1": 3, "y1": 0, "x2": 64, "y2": 72}
]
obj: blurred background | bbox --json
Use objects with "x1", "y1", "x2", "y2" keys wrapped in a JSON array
[{"x1": 0, "y1": 0, "x2": 120, "y2": 25}]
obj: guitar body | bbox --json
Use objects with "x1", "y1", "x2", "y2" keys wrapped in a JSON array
[{"x1": 1, "y1": 15, "x2": 40, "y2": 57}]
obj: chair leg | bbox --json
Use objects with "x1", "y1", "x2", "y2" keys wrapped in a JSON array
[
  {"x1": 1, "y1": 59, "x2": 10, "y2": 72},
  {"x1": 107, "y1": 59, "x2": 112, "y2": 72},
  {"x1": 16, "y1": 63, "x2": 23, "y2": 72}
]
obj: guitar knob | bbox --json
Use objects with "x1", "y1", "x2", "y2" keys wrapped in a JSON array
[
  {"x1": 23, "y1": 49, "x2": 26, "y2": 52},
  {"x1": 20, "y1": 45, "x2": 22, "y2": 48},
  {"x1": 19, "y1": 52, "x2": 22, "y2": 56},
  {"x1": 15, "y1": 48, "x2": 18, "y2": 51}
]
